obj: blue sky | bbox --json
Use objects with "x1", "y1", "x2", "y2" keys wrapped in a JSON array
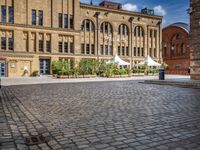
[{"x1": 80, "y1": 0, "x2": 189, "y2": 27}]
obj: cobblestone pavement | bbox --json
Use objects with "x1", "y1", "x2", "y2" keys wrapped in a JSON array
[{"x1": 0, "y1": 81, "x2": 200, "y2": 150}]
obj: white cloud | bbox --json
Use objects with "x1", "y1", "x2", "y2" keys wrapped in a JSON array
[
  {"x1": 154, "y1": 5, "x2": 166, "y2": 16},
  {"x1": 122, "y1": 3, "x2": 138, "y2": 12}
]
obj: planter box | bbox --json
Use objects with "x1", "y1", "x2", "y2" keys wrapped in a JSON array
[{"x1": 57, "y1": 74, "x2": 97, "y2": 79}]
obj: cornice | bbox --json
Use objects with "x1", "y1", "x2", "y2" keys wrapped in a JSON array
[{"x1": 80, "y1": 3, "x2": 163, "y2": 20}]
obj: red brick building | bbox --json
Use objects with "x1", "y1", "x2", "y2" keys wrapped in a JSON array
[{"x1": 162, "y1": 22, "x2": 190, "y2": 75}]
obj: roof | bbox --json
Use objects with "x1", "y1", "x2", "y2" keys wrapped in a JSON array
[
  {"x1": 80, "y1": 3, "x2": 163, "y2": 20},
  {"x1": 164, "y1": 22, "x2": 190, "y2": 33}
]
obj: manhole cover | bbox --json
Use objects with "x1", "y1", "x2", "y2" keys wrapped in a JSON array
[{"x1": 25, "y1": 135, "x2": 46, "y2": 145}]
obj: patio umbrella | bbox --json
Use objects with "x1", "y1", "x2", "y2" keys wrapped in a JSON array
[{"x1": 135, "y1": 55, "x2": 161, "y2": 67}]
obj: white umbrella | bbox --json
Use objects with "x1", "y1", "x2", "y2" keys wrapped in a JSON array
[
  {"x1": 135, "y1": 55, "x2": 161, "y2": 67},
  {"x1": 106, "y1": 54, "x2": 130, "y2": 66}
]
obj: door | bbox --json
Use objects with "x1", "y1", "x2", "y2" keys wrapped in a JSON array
[
  {"x1": 40, "y1": 59, "x2": 50, "y2": 75},
  {"x1": 0, "y1": 62, "x2": 6, "y2": 77}
]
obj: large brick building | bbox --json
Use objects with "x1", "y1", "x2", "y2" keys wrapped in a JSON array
[
  {"x1": 162, "y1": 22, "x2": 190, "y2": 75},
  {"x1": 0, "y1": 0, "x2": 162, "y2": 77},
  {"x1": 190, "y1": 0, "x2": 200, "y2": 79}
]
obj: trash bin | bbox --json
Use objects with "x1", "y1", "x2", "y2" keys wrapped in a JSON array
[{"x1": 159, "y1": 68, "x2": 165, "y2": 80}]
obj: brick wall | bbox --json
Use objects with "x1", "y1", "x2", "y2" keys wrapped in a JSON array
[{"x1": 190, "y1": 0, "x2": 200, "y2": 79}]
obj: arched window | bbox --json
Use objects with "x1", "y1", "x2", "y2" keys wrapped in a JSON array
[
  {"x1": 100, "y1": 22, "x2": 113, "y2": 34},
  {"x1": 118, "y1": 24, "x2": 129, "y2": 35},
  {"x1": 134, "y1": 26, "x2": 144, "y2": 37},
  {"x1": 81, "y1": 19, "x2": 95, "y2": 32},
  {"x1": 181, "y1": 43, "x2": 186, "y2": 54}
]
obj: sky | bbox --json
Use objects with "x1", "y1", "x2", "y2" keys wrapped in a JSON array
[{"x1": 80, "y1": 0, "x2": 189, "y2": 27}]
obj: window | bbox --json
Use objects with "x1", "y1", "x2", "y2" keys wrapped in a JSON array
[
  {"x1": 126, "y1": 47, "x2": 129, "y2": 56},
  {"x1": 70, "y1": 43, "x2": 74, "y2": 53},
  {"x1": 86, "y1": 20, "x2": 90, "y2": 32},
  {"x1": 138, "y1": 48, "x2": 140, "y2": 56},
  {"x1": 100, "y1": 45, "x2": 103, "y2": 55},
  {"x1": 46, "y1": 41, "x2": 51, "y2": 52},
  {"x1": 8, "y1": 38, "x2": 13, "y2": 50},
  {"x1": 181, "y1": 43, "x2": 186, "y2": 54},
  {"x1": 134, "y1": 26, "x2": 144, "y2": 37},
  {"x1": 81, "y1": 44, "x2": 85, "y2": 54},
  {"x1": 64, "y1": 14, "x2": 68, "y2": 28},
  {"x1": 105, "y1": 23, "x2": 108, "y2": 33},
  {"x1": 150, "y1": 30, "x2": 153, "y2": 38},
  {"x1": 118, "y1": 46, "x2": 120, "y2": 55},
  {"x1": 122, "y1": 25, "x2": 125, "y2": 35},
  {"x1": 38, "y1": 10, "x2": 43, "y2": 26},
  {"x1": 39, "y1": 40, "x2": 43, "y2": 52},
  {"x1": 164, "y1": 47, "x2": 167, "y2": 57},
  {"x1": 154, "y1": 30, "x2": 157, "y2": 38},
  {"x1": 154, "y1": 48, "x2": 157, "y2": 57},
  {"x1": 149, "y1": 48, "x2": 152, "y2": 57},
  {"x1": 122, "y1": 46, "x2": 125, "y2": 56},
  {"x1": 134, "y1": 47, "x2": 136, "y2": 56},
  {"x1": 86, "y1": 44, "x2": 90, "y2": 54},
  {"x1": 8, "y1": 6, "x2": 14, "y2": 23},
  {"x1": 1, "y1": 6, "x2": 6, "y2": 23},
  {"x1": 109, "y1": 46, "x2": 113, "y2": 55},
  {"x1": 118, "y1": 26, "x2": 121, "y2": 34},
  {"x1": 58, "y1": 13, "x2": 62, "y2": 28},
  {"x1": 81, "y1": 21, "x2": 85, "y2": 31},
  {"x1": 1, "y1": 37, "x2": 6, "y2": 50},
  {"x1": 141, "y1": 48, "x2": 144, "y2": 57},
  {"x1": 64, "y1": 42, "x2": 68, "y2": 53},
  {"x1": 100, "y1": 24, "x2": 103, "y2": 33},
  {"x1": 91, "y1": 44, "x2": 95, "y2": 54},
  {"x1": 32, "y1": 10, "x2": 36, "y2": 25},
  {"x1": 105, "y1": 45, "x2": 108, "y2": 55},
  {"x1": 70, "y1": 15, "x2": 74, "y2": 29},
  {"x1": 58, "y1": 42, "x2": 62, "y2": 52}
]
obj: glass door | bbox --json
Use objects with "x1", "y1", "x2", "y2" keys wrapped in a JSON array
[
  {"x1": 0, "y1": 62, "x2": 6, "y2": 77},
  {"x1": 40, "y1": 59, "x2": 50, "y2": 75}
]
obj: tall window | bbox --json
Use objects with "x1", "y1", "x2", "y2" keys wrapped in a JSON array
[
  {"x1": 126, "y1": 47, "x2": 129, "y2": 56},
  {"x1": 39, "y1": 40, "x2": 43, "y2": 52},
  {"x1": 46, "y1": 41, "x2": 51, "y2": 52},
  {"x1": 109, "y1": 46, "x2": 113, "y2": 55},
  {"x1": 122, "y1": 46, "x2": 125, "y2": 56},
  {"x1": 1, "y1": 6, "x2": 6, "y2": 23},
  {"x1": 91, "y1": 44, "x2": 95, "y2": 55},
  {"x1": 1, "y1": 37, "x2": 6, "y2": 50},
  {"x1": 70, "y1": 43, "x2": 74, "y2": 53},
  {"x1": 105, "y1": 45, "x2": 108, "y2": 55},
  {"x1": 64, "y1": 42, "x2": 68, "y2": 53},
  {"x1": 118, "y1": 46, "x2": 120, "y2": 56},
  {"x1": 38, "y1": 10, "x2": 43, "y2": 26},
  {"x1": 8, "y1": 38, "x2": 13, "y2": 50},
  {"x1": 138, "y1": 48, "x2": 140, "y2": 56},
  {"x1": 8, "y1": 6, "x2": 14, "y2": 23},
  {"x1": 154, "y1": 48, "x2": 157, "y2": 57},
  {"x1": 32, "y1": 10, "x2": 36, "y2": 25},
  {"x1": 58, "y1": 42, "x2": 62, "y2": 52},
  {"x1": 58, "y1": 13, "x2": 62, "y2": 28},
  {"x1": 100, "y1": 22, "x2": 112, "y2": 34},
  {"x1": 134, "y1": 26, "x2": 144, "y2": 37},
  {"x1": 134, "y1": 47, "x2": 136, "y2": 56},
  {"x1": 70, "y1": 15, "x2": 74, "y2": 29},
  {"x1": 86, "y1": 44, "x2": 90, "y2": 54},
  {"x1": 141, "y1": 48, "x2": 144, "y2": 57},
  {"x1": 64, "y1": 14, "x2": 68, "y2": 29},
  {"x1": 100, "y1": 45, "x2": 103, "y2": 55},
  {"x1": 81, "y1": 44, "x2": 85, "y2": 54}
]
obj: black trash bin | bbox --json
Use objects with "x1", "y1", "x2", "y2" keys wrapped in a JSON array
[{"x1": 159, "y1": 68, "x2": 165, "y2": 80}]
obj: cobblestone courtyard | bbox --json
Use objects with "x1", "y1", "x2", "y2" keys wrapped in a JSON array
[{"x1": 0, "y1": 81, "x2": 200, "y2": 150}]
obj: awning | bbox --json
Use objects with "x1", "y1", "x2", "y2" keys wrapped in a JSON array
[
  {"x1": 106, "y1": 54, "x2": 130, "y2": 66},
  {"x1": 135, "y1": 55, "x2": 161, "y2": 67}
]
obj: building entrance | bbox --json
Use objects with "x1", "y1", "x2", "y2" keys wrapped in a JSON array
[{"x1": 39, "y1": 59, "x2": 50, "y2": 75}]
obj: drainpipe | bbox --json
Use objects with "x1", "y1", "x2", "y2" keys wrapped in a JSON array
[
  {"x1": 95, "y1": 12, "x2": 100, "y2": 60},
  {"x1": 129, "y1": 17, "x2": 134, "y2": 68}
]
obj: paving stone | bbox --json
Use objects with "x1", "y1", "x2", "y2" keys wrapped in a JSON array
[{"x1": 0, "y1": 81, "x2": 200, "y2": 149}]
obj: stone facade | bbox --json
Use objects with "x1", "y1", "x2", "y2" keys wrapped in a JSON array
[
  {"x1": 190, "y1": 0, "x2": 200, "y2": 79},
  {"x1": 162, "y1": 23, "x2": 190, "y2": 75},
  {"x1": 0, "y1": 0, "x2": 162, "y2": 77}
]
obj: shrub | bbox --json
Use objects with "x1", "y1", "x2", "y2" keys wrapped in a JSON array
[{"x1": 31, "y1": 71, "x2": 39, "y2": 77}]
